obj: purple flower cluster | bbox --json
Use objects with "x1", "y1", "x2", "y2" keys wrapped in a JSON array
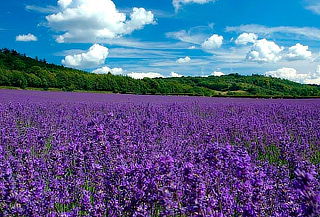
[{"x1": 0, "y1": 90, "x2": 319, "y2": 216}]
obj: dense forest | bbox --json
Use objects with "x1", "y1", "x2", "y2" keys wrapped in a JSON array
[{"x1": 0, "y1": 48, "x2": 320, "y2": 97}]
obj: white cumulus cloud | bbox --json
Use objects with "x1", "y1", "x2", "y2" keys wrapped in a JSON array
[
  {"x1": 173, "y1": 0, "x2": 216, "y2": 11},
  {"x1": 123, "y1": 8, "x2": 155, "y2": 34},
  {"x1": 235, "y1": 33, "x2": 258, "y2": 45},
  {"x1": 246, "y1": 39, "x2": 283, "y2": 63},
  {"x1": 177, "y1": 56, "x2": 191, "y2": 64},
  {"x1": 170, "y1": 72, "x2": 183, "y2": 77},
  {"x1": 46, "y1": 0, "x2": 155, "y2": 43},
  {"x1": 201, "y1": 34, "x2": 223, "y2": 50},
  {"x1": 92, "y1": 66, "x2": 124, "y2": 75},
  {"x1": 58, "y1": 0, "x2": 72, "y2": 8},
  {"x1": 62, "y1": 44, "x2": 109, "y2": 69},
  {"x1": 285, "y1": 43, "x2": 312, "y2": 61},
  {"x1": 265, "y1": 67, "x2": 320, "y2": 85},
  {"x1": 16, "y1": 33, "x2": 38, "y2": 42},
  {"x1": 211, "y1": 71, "x2": 225, "y2": 76},
  {"x1": 127, "y1": 72, "x2": 165, "y2": 79}
]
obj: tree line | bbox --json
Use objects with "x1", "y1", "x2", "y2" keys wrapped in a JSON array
[{"x1": 0, "y1": 48, "x2": 319, "y2": 97}]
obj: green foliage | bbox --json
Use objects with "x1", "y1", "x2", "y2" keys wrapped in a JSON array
[
  {"x1": 163, "y1": 73, "x2": 320, "y2": 97},
  {"x1": 310, "y1": 151, "x2": 320, "y2": 165},
  {"x1": 62, "y1": 84, "x2": 77, "y2": 92},
  {"x1": 0, "y1": 49, "x2": 319, "y2": 97},
  {"x1": 258, "y1": 144, "x2": 288, "y2": 165},
  {"x1": 309, "y1": 144, "x2": 320, "y2": 165}
]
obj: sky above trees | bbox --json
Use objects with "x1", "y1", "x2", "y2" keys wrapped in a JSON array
[{"x1": 1, "y1": 0, "x2": 320, "y2": 84}]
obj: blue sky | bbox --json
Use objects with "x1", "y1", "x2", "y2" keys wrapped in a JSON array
[{"x1": 1, "y1": 0, "x2": 320, "y2": 84}]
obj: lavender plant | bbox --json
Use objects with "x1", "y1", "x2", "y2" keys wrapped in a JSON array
[{"x1": 0, "y1": 90, "x2": 319, "y2": 216}]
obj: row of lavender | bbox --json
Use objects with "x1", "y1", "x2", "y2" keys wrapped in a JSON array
[{"x1": 0, "y1": 90, "x2": 319, "y2": 216}]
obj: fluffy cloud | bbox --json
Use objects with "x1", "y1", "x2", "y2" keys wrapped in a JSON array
[
  {"x1": 246, "y1": 40, "x2": 311, "y2": 63},
  {"x1": 127, "y1": 72, "x2": 165, "y2": 79},
  {"x1": 177, "y1": 56, "x2": 191, "y2": 64},
  {"x1": 211, "y1": 71, "x2": 225, "y2": 76},
  {"x1": 266, "y1": 68, "x2": 304, "y2": 83},
  {"x1": 246, "y1": 39, "x2": 283, "y2": 63},
  {"x1": 58, "y1": 0, "x2": 72, "y2": 8},
  {"x1": 235, "y1": 33, "x2": 258, "y2": 45},
  {"x1": 173, "y1": 0, "x2": 216, "y2": 11},
  {"x1": 170, "y1": 72, "x2": 183, "y2": 77},
  {"x1": 201, "y1": 34, "x2": 223, "y2": 49},
  {"x1": 124, "y1": 8, "x2": 155, "y2": 34},
  {"x1": 93, "y1": 67, "x2": 168, "y2": 79},
  {"x1": 265, "y1": 67, "x2": 320, "y2": 85},
  {"x1": 16, "y1": 33, "x2": 38, "y2": 42},
  {"x1": 46, "y1": 0, "x2": 155, "y2": 43},
  {"x1": 62, "y1": 44, "x2": 109, "y2": 69},
  {"x1": 285, "y1": 43, "x2": 312, "y2": 61},
  {"x1": 92, "y1": 66, "x2": 124, "y2": 75}
]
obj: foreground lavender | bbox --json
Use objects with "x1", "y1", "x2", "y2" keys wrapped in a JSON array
[{"x1": 0, "y1": 90, "x2": 319, "y2": 216}]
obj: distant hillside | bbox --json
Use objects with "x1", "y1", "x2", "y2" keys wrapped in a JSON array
[{"x1": 0, "y1": 48, "x2": 320, "y2": 98}]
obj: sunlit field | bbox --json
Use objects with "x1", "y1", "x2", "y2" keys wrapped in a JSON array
[{"x1": 0, "y1": 90, "x2": 319, "y2": 216}]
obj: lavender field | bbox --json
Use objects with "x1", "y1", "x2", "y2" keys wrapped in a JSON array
[{"x1": 0, "y1": 90, "x2": 319, "y2": 216}]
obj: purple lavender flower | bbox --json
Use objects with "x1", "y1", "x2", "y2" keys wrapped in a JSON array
[{"x1": 0, "y1": 89, "x2": 319, "y2": 216}]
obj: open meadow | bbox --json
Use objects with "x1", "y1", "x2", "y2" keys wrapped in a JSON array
[{"x1": 0, "y1": 90, "x2": 319, "y2": 216}]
